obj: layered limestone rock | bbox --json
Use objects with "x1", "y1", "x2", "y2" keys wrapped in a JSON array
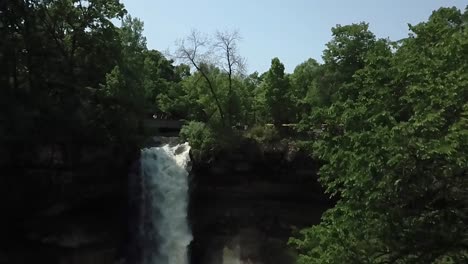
[
  {"x1": 0, "y1": 143, "x2": 131, "y2": 264},
  {"x1": 1, "y1": 139, "x2": 329, "y2": 264},
  {"x1": 189, "y1": 140, "x2": 331, "y2": 264}
]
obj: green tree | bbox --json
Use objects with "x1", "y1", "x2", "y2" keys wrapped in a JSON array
[
  {"x1": 290, "y1": 58, "x2": 321, "y2": 119},
  {"x1": 263, "y1": 57, "x2": 292, "y2": 126},
  {"x1": 290, "y1": 7, "x2": 468, "y2": 264},
  {"x1": 314, "y1": 22, "x2": 377, "y2": 108},
  {"x1": 0, "y1": 0, "x2": 127, "y2": 142},
  {"x1": 0, "y1": 0, "x2": 183, "y2": 145},
  {"x1": 238, "y1": 72, "x2": 262, "y2": 125},
  {"x1": 174, "y1": 30, "x2": 245, "y2": 127}
]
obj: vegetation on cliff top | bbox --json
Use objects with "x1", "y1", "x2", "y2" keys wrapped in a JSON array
[
  {"x1": 2, "y1": 1, "x2": 467, "y2": 263},
  {"x1": 289, "y1": 7, "x2": 468, "y2": 264}
]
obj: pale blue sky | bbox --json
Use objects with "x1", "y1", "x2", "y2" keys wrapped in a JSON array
[{"x1": 121, "y1": 0, "x2": 467, "y2": 73}]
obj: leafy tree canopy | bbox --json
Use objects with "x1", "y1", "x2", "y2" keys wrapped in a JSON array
[{"x1": 290, "y1": 7, "x2": 468, "y2": 264}]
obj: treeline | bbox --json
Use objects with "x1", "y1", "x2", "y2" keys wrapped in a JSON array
[
  {"x1": 1, "y1": 1, "x2": 467, "y2": 263},
  {"x1": 167, "y1": 6, "x2": 468, "y2": 263},
  {"x1": 0, "y1": 0, "x2": 187, "y2": 147},
  {"x1": 289, "y1": 7, "x2": 468, "y2": 264},
  {"x1": 0, "y1": 0, "x2": 303, "y2": 148}
]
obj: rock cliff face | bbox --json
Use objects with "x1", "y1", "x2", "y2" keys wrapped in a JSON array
[
  {"x1": 189, "y1": 140, "x2": 331, "y2": 264},
  {"x1": 0, "y1": 139, "x2": 329, "y2": 264},
  {"x1": 0, "y1": 143, "x2": 133, "y2": 264}
]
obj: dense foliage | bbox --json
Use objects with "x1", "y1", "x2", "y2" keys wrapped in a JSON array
[
  {"x1": 289, "y1": 7, "x2": 468, "y2": 263},
  {"x1": 2, "y1": 2, "x2": 466, "y2": 263},
  {"x1": 179, "y1": 121, "x2": 216, "y2": 154},
  {"x1": 0, "y1": 0, "x2": 184, "y2": 147}
]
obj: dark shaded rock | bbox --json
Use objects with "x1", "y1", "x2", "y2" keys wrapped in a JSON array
[
  {"x1": 189, "y1": 139, "x2": 331, "y2": 264},
  {"x1": 1, "y1": 136, "x2": 327, "y2": 264},
  {"x1": 0, "y1": 142, "x2": 133, "y2": 264}
]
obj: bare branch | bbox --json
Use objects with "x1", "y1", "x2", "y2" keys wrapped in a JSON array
[
  {"x1": 173, "y1": 30, "x2": 213, "y2": 69},
  {"x1": 212, "y1": 30, "x2": 247, "y2": 126},
  {"x1": 172, "y1": 29, "x2": 226, "y2": 125},
  {"x1": 213, "y1": 30, "x2": 245, "y2": 76},
  {"x1": 170, "y1": 29, "x2": 247, "y2": 127}
]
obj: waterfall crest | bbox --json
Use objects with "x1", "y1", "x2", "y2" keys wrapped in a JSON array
[{"x1": 140, "y1": 142, "x2": 192, "y2": 264}]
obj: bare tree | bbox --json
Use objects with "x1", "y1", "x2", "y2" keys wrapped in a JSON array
[
  {"x1": 173, "y1": 29, "x2": 245, "y2": 127},
  {"x1": 173, "y1": 30, "x2": 225, "y2": 125},
  {"x1": 213, "y1": 30, "x2": 246, "y2": 126}
]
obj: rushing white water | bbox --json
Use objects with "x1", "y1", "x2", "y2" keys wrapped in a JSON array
[{"x1": 140, "y1": 142, "x2": 192, "y2": 264}]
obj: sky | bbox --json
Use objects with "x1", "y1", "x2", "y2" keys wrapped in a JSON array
[{"x1": 121, "y1": 0, "x2": 467, "y2": 73}]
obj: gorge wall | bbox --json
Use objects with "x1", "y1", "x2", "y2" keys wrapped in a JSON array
[
  {"x1": 0, "y1": 139, "x2": 329, "y2": 264},
  {"x1": 0, "y1": 142, "x2": 133, "y2": 264},
  {"x1": 189, "y1": 140, "x2": 331, "y2": 264}
]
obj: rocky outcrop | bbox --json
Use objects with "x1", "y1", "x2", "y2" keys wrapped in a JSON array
[
  {"x1": 0, "y1": 143, "x2": 133, "y2": 264},
  {"x1": 1, "y1": 138, "x2": 329, "y2": 264},
  {"x1": 189, "y1": 139, "x2": 331, "y2": 264}
]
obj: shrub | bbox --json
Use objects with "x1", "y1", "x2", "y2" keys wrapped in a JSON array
[
  {"x1": 245, "y1": 124, "x2": 280, "y2": 143},
  {"x1": 179, "y1": 121, "x2": 216, "y2": 153}
]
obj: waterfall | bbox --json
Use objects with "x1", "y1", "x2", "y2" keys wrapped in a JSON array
[{"x1": 140, "y1": 142, "x2": 192, "y2": 264}]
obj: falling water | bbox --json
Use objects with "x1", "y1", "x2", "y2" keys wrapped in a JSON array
[{"x1": 140, "y1": 142, "x2": 192, "y2": 264}]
